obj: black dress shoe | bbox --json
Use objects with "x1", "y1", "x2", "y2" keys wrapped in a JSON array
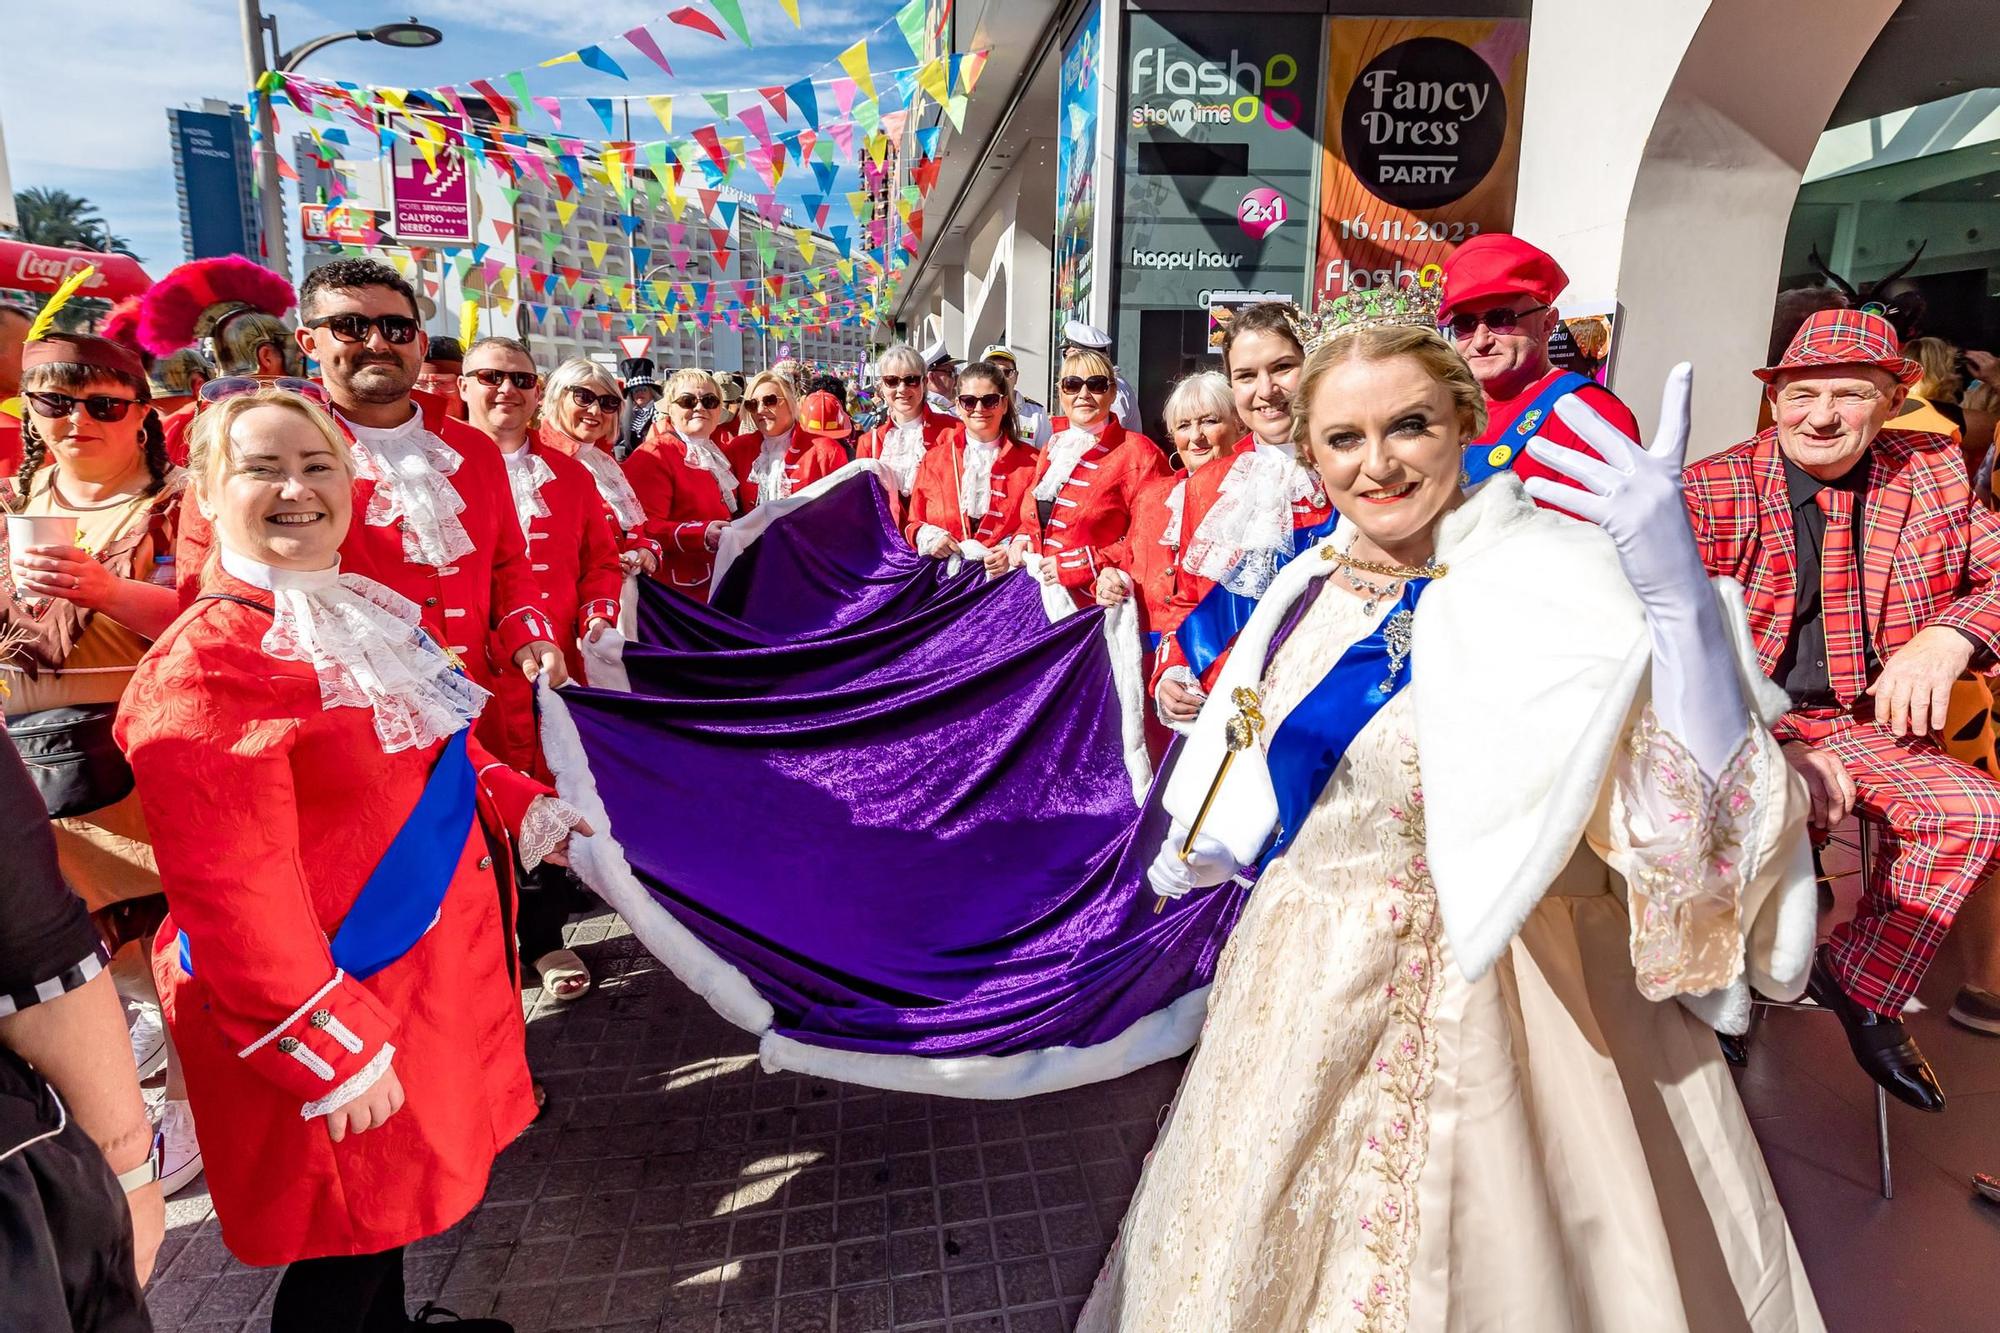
[
  {"x1": 1717, "y1": 1030, "x2": 1750, "y2": 1067},
  {"x1": 410, "y1": 1303, "x2": 512, "y2": 1331},
  {"x1": 1805, "y1": 945, "x2": 1946, "y2": 1113}
]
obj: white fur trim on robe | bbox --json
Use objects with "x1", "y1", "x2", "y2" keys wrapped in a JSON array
[{"x1": 1167, "y1": 475, "x2": 1815, "y2": 1032}]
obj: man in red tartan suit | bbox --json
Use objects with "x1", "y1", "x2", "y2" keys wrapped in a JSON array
[{"x1": 1685, "y1": 307, "x2": 2000, "y2": 1112}]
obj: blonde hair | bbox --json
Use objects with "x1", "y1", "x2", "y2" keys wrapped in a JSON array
[
  {"x1": 743, "y1": 369, "x2": 797, "y2": 411},
  {"x1": 664, "y1": 367, "x2": 721, "y2": 402},
  {"x1": 544, "y1": 356, "x2": 619, "y2": 403},
  {"x1": 185, "y1": 388, "x2": 353, "y2": 502},
  {"x1": 1904, "y1": 336, "x2": 1963, "y2": 402},
  {"x1": 1291, "y1": 326, "x2": 1487, "y2": 463},
  {"x1": 1060, "y1": 348, "x2": 1114, "y2": 382},
  {"x1": 876, "y1": 343, "x2": 924, "y2": 380}
]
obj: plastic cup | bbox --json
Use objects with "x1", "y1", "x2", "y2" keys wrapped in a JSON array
[{"x1": 7, "y1": 513, "x2": 80, "y2": 603}]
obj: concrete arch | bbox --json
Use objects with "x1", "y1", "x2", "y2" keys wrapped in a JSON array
[{"x1": 1511, "y1": 0, "x2": 1898, "y2": 452}]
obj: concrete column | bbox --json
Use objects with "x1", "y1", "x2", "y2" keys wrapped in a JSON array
[
  {"x1": 1511, "y1": 0, "x2": 1897, "y2": 452},
  {"x1": 1009, "y1": 139, "x2": 1058, "y2": 397}
]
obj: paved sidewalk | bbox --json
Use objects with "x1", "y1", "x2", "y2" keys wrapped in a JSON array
[{"x1": 143, "y1": 913, "x2": 1172, "y2": 1332}]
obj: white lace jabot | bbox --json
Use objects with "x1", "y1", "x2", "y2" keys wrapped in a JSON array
[
  {"x1": 1033, "y1": 424, "x2": 1100, "y2": 503},
  {"x1": 502, "y1": 444, "x2": 557, "y2": 535},
  {"x1": 879, "y1": 415, "x2": 927, "y2": 495},
  {"x1": 1179, "y1": 443, "x2": 1325, "y2": 598},
  {"x1": 679, "y1": 433, "x2": 740, "y2": 509},
  {"x1": 342, "y1": 409, "x2": 475, "y2": 568},
  {"x1": 959, "y1": 432, "x2": 1001, "y2": 521},
  {"x1": 218, "y1": 544, "x2": 490, "y2": 754},
  {"x1": 748, "y1": 429, "x2": 796, "y2": 503}
]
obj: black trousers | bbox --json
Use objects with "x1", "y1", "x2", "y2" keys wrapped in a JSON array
[
  {"x1": 0, "y1": 1050, "x2": 151, "y2": 1333},
  {"x1": 271, "y1": 1245, "x2": 407, "y2": 1333},
  {"x1": 516, "y1": 862, "x2": 584, "y2": 965}
]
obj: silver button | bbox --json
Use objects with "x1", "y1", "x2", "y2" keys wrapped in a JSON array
[
  {"x1": 277, "y1": 1036, "x2": 300, "y2": 1053},
  {"x1": 309, "y1": 1009, "x2": 330, "y2": 1028},
  {"x1": 478, "y1": 855, "x2": 493, "y2": 870}
]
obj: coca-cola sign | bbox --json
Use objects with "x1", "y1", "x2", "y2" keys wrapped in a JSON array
[{"x1": 13, "y1": 248, "x2": 105, "y2": 290}]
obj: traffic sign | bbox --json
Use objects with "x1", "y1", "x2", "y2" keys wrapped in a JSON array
[{"x1": 617, "y1": 335, "x2": 651, "y2": 360}]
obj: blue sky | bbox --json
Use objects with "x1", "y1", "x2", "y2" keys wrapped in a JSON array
[{"x1": 2, "y1": 0, "x2": 901, "y2": 276}]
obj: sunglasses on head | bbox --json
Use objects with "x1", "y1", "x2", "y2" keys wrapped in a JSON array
[
  {"x1": 1439, "y1": 303, "x2": 1548, "y2": 339},
  {"x1": 24, "y1": 390, "x2": 142, "y2": 423},
  {"x1": 469, "y1": 368, "x2": 538, "y2": 391},
  {"x1": 1060, "y1": 376, "x2": 1113, "y2": 396},
  {"x1": 674, "y1": 393, "x2": 723, "y2": 411},
  {"x1": 749, "y1": 392, "x2": 787, "y2": 410},
  {"x1": 879, "y1": 374, "x2": 922, "y2": 389},
  {"x1": 957, "y1": 392, "x2": 1005, "y2": 411},
  {"x1": 305, "y1": 312, "x2": 422, "y2": 345},
  {"x1": 197, "y1": 376, "x2": 332, "y2": 410}
]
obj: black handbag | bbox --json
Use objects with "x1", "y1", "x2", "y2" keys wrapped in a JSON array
[{"x1": 6, "y1": 704, "x2": 134, "y2": 819}]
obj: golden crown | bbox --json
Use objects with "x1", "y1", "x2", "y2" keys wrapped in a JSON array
[{"x1": 1288, "y1": 277, "x2": 1445, "y2": 357}]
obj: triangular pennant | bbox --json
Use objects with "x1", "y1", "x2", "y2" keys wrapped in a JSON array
[
  {"x1": 703, "y1": 91, "x2": 731, "y2": 121},
  {"x1": 531, "y1": 95, "x2": 563, "y2": 130},
  {"x1": 576, "y1": 45, "x2": 628, "y2": 80},
  {"x1": 787, "y1": 78, "x2": 819, "y2": 131},
  {"x1": 587, "y1": 98, "x2": 617, "y2": 136},
  {"x1": 668, "y1": 6, "x2": 726, "y2": 40},
  {"x1": 917, "y1": 56, "x2": 949, "y2": 107},
  {"x1": 959, "y1": 49, "x2": 991, "y2": 96},
  {"x1": 645, "y1": 95, "x2": 674, "y2": 137},
  {"x1": 895, "y1": 0, "x2": 929, "y2": 61},
  {"x1": 587, "y1": 239, "x2": 610, "y2": 267},
  {"x1": 740, "y1": 106, "x2": 771, "y2": 146},
  {"x1": 708, "y1": 0, "x2": 752, "y2": 45},
  {"x1": 837, "y1": 42, "x2": 877, "y2": 103},
  {"x1": 623, "y1": 25, "x2": 673, "y2": 76}
]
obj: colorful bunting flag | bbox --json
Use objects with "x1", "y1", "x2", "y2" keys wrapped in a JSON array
[
  {"x1": 668, "y1": 7, "x2": 726, "y2": 40},
  {"x1": 623, "y1": 25, "x2": 673, "y2": 76}
]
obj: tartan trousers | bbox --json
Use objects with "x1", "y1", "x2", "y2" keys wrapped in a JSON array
[{"x1": 1787, "y1": 708, "x2": 2000, "y2": 1014}]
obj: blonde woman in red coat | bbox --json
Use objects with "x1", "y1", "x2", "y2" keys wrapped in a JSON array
[
  {"x1": 118, "y1": 389, "x2": 588, "y2": 1332},
  {"x1": 729, "y1": 370, "x2": 849, "y2": 508},
  {"x1": 855, "y1": 342, "x2": 959, "y2": 500},
  {"x1": 1007, "y1": 347, "x2": 1171, "y2": 606},
  {"x1": 528, "y1": 354, "x2": 663, "y2": 582},
  {"x1": 905, "y1": 360, "x2": 1037, "y2": 564},
  {"x1": 622, "y1": 368, "x2": 740, "y2": 601}
]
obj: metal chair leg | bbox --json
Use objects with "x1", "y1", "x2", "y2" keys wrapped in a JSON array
[{"x1": 1877, "y1": 1085, "x2": 1894, "y2": 1200}]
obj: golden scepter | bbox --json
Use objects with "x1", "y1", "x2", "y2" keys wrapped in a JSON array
[{"x1": 1156, "y1": 686, "x2": 1265, "y2": 913}]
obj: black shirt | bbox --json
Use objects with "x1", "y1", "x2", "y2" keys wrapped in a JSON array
[
  {"x1": 0, "y1": 726, "x2": 107, "y2": 1018},
  {"x1": 1773, "y1": 455, "x2": 1875, "y2": 709}
]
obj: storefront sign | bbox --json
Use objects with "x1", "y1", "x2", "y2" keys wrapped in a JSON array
[
  {"x1": 1118, "y1": 12, "x2": 1323, "y2": 318},
  {"x1": 1313, "y1": 18, "x2": 1528, "y2": 300},
  {"x1": 300, "y1": 203, "x2": 379, "y2": 246},
  {"x1": 389, "y1": 114, "x2": 475, "y2": 245},
  {"x1": 1053, "y1": 7, "x2": 1104, "y2": 348},
  {"x1": 1205, "y1": 289, "x2": 1292, "y2": 352}
]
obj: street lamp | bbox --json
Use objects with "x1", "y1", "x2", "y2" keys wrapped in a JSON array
[{"x1": 238, "y1": 2, "x2": 444, "y2": 276}]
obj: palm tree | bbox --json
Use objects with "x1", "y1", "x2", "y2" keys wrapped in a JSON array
[{"x1": 9, "y1": 187, "x2": 142, "y2": 260}]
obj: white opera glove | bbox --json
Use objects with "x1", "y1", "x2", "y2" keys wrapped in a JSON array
[
  {"x1": 1523, "y1": 363, "x2": 1749, "y2": 777},
  {"x1": 1147, "y1": 823, "x2": 1240, "y2": 900}
]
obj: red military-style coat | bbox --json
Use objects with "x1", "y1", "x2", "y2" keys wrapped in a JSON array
[
  {"x1": 624, "y1": 429, "x2": 738, "y2": 601},
  {"x1": 903, "y1": 432, "x2": 1037, "y2": 550},
  {"x1": 1685, "y1": 426, "x2": 2000, "y2": 729},
  {"x1": 534, "y1": 422, "x2": 663, "y2": 570},
  {"x1": 1015, "y1": 417, "x2": 1171, "y2": 606},
  {"x1": 856, "y1": 407, "x2": 959, "y2": 491},
  {"x1": 1105, "y1": 470, "x2": 1190, "y2": 642},
  {"x1": 728, "y1": 430, "x2": 850, "y2": 508},
  {"x1": 501, "y1": 441, "x2": 623, "y2": 701},
  {"x1": 176, "y1": 395, "x2": 553, "y2": 676},
  {"x1": 1151, "y1": 438, "x2": 1333, "y2": 692},
  {"x1": 117, "y1": 575, "x2": 544, "y2": 1266}
]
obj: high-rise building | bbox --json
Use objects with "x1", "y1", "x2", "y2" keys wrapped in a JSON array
[{"x1": 167, "y1": 101, "x2": 261, "y2": 262}]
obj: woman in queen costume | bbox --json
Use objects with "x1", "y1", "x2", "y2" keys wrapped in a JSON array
[{"x1": 1079, "y1": 288, "x2": 1824, "y2": 1330}]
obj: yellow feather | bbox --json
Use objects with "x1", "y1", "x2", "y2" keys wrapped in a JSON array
[
  {"x1": 459, "y1": 297, "x2": 479, "y2": 351},
  {"x1": 0, "y1": 396, "x2": 19, "y2": 420},
  {"x1": 24, "y1": 265, "x2": 97, "y2": 342}
]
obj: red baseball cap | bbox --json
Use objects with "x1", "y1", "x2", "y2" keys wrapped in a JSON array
[
  {"x1": 800, "y1": 390, "x2": 853, "y2": 439},
  {"x1": 1755, "y1": 307, "x2": 1921, "y2": 386},
  {"x1": 1439, "y1": 234, "x2": 1569, "y2": 318}
]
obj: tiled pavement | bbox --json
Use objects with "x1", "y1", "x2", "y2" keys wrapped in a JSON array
[
  {"x1": 147, "y1": 897, "x2": 2000, "y2": 1333},
  {"x1": 142, "y1": 911, "x2": 1173, "y2": 1333}
]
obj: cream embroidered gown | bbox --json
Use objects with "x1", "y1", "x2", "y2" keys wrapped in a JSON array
[{"x1": 1078, "y1": 583, "x2": 1824, "y2": 1333}]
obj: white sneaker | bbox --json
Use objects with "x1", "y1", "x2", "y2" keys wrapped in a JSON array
[
  {"x1": 127, "y1": 1002, "x2": 168, "y2": 1081},
  {"x1": 158, "y1": 1099, "x2": 203, "y2": 1198}
]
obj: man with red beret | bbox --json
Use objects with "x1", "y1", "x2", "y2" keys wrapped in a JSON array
[
  {"x1": 1439, "y1": 233, "x2": 1637, "y2": 499},
  {"x1": 1685, "y1": 308, "x2": 2000, "y2": 1112}
]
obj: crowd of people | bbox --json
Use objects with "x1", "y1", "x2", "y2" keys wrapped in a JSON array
[{"x1": 4, "y1": 226, "x2": 2000, "y2": 1331}]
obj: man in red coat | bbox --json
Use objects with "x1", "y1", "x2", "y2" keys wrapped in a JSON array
[
  {"x1": 1440, "y1": 234, "x2": 1630, "y2": 499},
  {"x1": 1685, "y1": 308, "x2": 2000, "y2": 1113}
]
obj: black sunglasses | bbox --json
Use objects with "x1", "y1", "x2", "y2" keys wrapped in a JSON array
[
  {"x1": 749, "y1": 392, "x2": 787, "y2": 410},
  {"x1": 469, "y1": 368, "x2": 538, "y2": 391},
  {"x1": 306, "y1": 312, "x2": 422, "y2": 345},
  {"x1": 957, "y1": 392, "x2": 1005, "y2": 411},
  {"x1": 568, "y1": 385, "x2": 622, "y2": 413},
  {"x1": 24, "y1": 390, "x2": 141, "y2": 423},
  {"x1": 879, "y1": 374, "x2": 922, "y2": 389},
  {"x1": 674, "y1": 393, "x2": 723, "y2": 411},
  {"x1": 1439, "y1": 304, "x2": 1548, "y2": 339},
  {"x1": 1060, "y1": 376, "x2": 1113, "y2": 395}
]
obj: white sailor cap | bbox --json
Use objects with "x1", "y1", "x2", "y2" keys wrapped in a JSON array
[
  {"x1": 920, "y1": 337, "x2": 953, "y2": 368},
  {"x1": 1061, "y1": 321, "x2": 1112, "y2": 351},
  {"x1": 979, "y1": 343, "x2": 1018, "y2": 365}
]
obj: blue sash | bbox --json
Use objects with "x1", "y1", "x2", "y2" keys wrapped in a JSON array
[
  {"x1": 1460, "y1": 371, "x2": 1591, "y2": 486},
  {"x1": 1263, "y1": 580, "x2": 1428, "y2": 862},
  {"x1": 1172, "y1": 510, "x2": 1341, "y2": 680},
  {"x1": 179, "y1": 728, "x2": 478, "y2": 982}
]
